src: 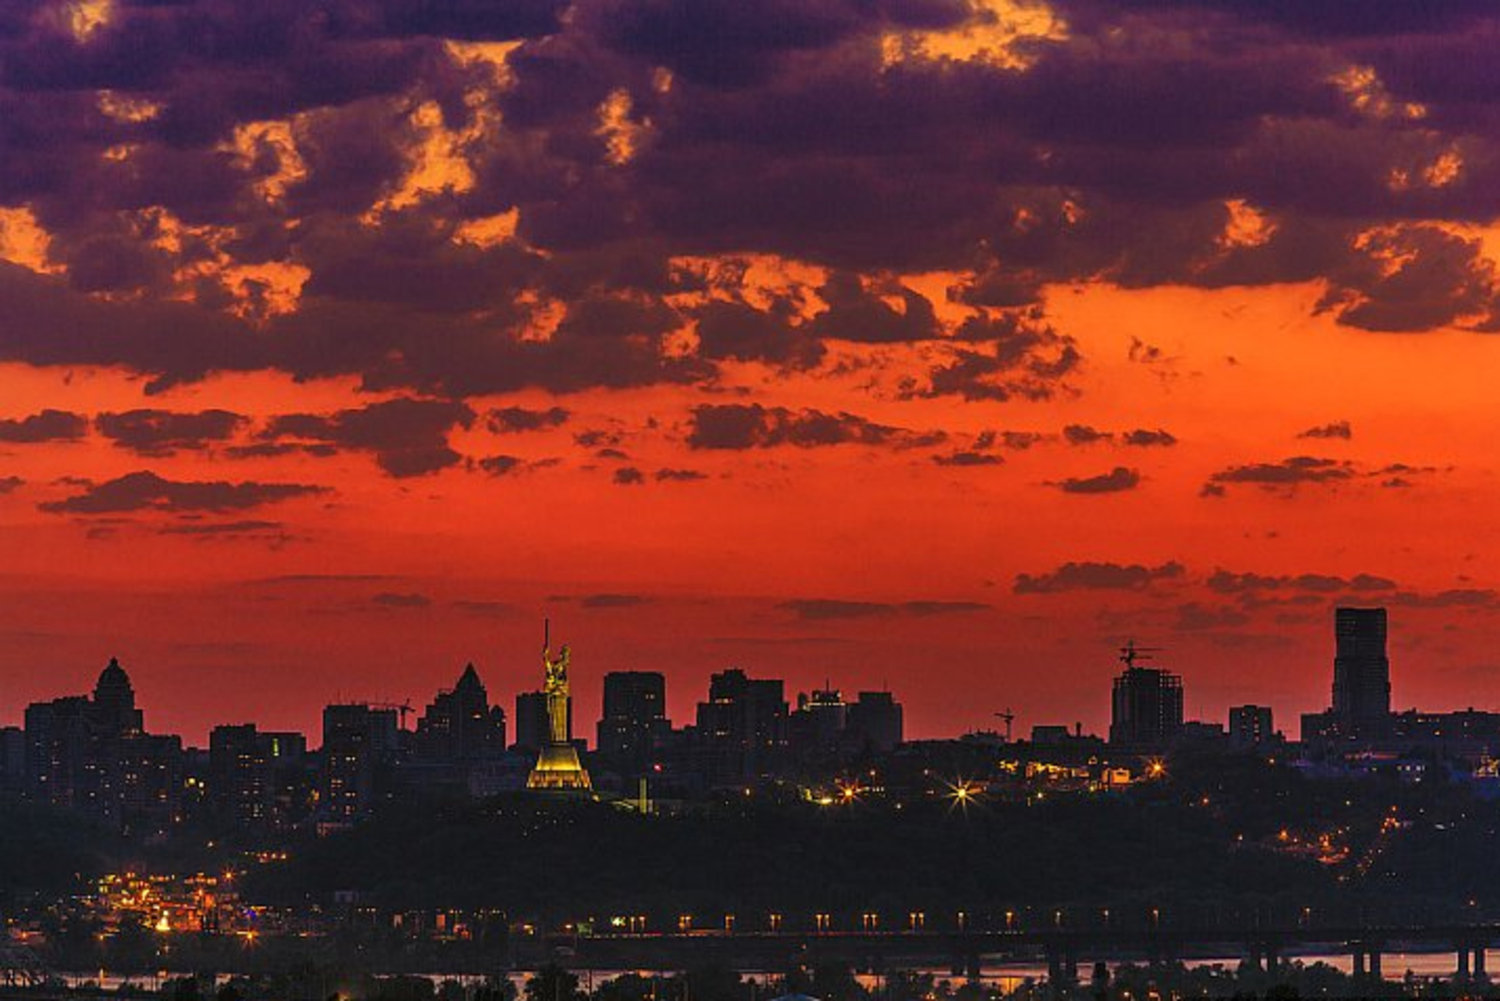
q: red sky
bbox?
[3,0,1500,745]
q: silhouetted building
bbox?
[514,690,552,752]
[1229,705,1275,749]
[790,687,847,758]
[845,691,904,753]
[92,658,143,735]
[321,704,399,824]
[597,671,667,774]
[0,726,23,797]
[1109,666,1184,748]
[210,724,309,830]
[414,664,507,763]
[115,731,184,833]
[694,668,788,786]
[1332,607,1391,737]
[22,659,181,832]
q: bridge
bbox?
[541,924,1500,987]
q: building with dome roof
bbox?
[23,657,181,835]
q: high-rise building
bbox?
[0,726,24,797]
[1332,607,1391,736]
[1228,705,1275,749]
[92,658,144,735]
[415,664,507,762]
[514,690,552,752]
[694,668,788,785]
[210,724,309,830]
[1109,656,1184,748]
[845,691,904,753]
[320,704,399,823]
[22,659,180,832]
[790,688,847,757]
[597,671,667,773]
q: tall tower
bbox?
[1331,607,1391,737]
[1108,642,1183,748]
[527,621,592,792]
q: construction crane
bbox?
[368,700,415,729]
[1118,639,1163,669]
[994,708,1015,742]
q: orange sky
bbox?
[4,0,1500,744]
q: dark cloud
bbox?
[1,0,1500,416]
[96,409,246,455]
[654,467,707,481]
[0,475,23,493]
[1390,588,1500,609]
[1055,466,1141,494]
[261,398,475,477]
[1298,420,1353,440]
[158,519,284,536]
[1063,424,1110,445]
[39,470,324,515]
[612,466,645,485]
[694,299,824,368]
[1205,455,1355,489]
[1207,570,1397,595]
[686,403,937,450]
[0,409,88,443]
[1122,428,1178,447]
[487,406,570,433]
[579,593,650,608]
[1014,560,1185,594]
[1316,226,1500,333]
[1060,425,1176,447]
[933,450,1003,467]
[477,454,523,476]
[372,591,431,609]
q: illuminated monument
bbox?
[526,621,593,792]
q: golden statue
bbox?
[527,620,592,792]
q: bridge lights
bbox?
[769,913,782,932]
[815,913,831,933]
[908,911,925,931]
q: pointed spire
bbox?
[456,662,482,690]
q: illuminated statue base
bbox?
[527,742,593,791]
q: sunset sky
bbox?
[5,0,1500,744]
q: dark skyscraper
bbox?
[1332,607,1391,736]
[1229,704,1275,749]
[415,664,507,762]
[597,671,667,772]
[513,690,553,752]
[320,704,399,824]
[694,668,788,785]
[23,659,180,834]
[1108,650,1184,748]
[845,691,904,753]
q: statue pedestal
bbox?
[527,742,592,791]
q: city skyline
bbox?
[7,3,1500,746]
[0,604,1436,750]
